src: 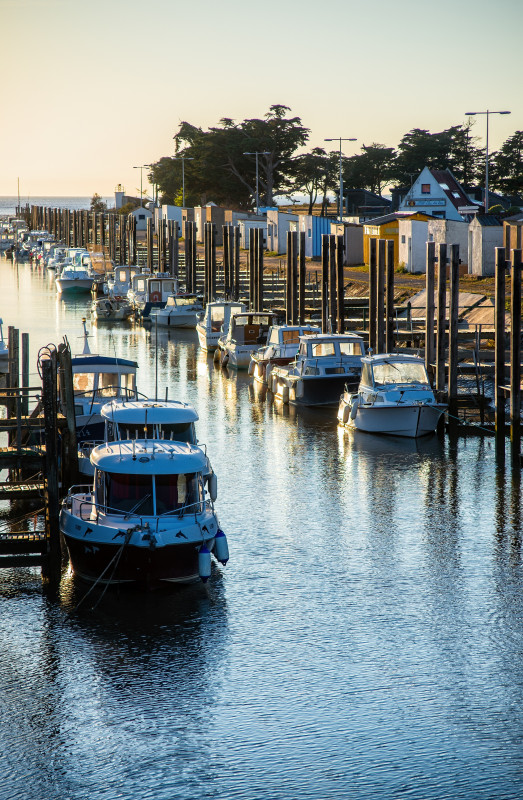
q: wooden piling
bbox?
[58,342,78,481]
[335,235,345,333]
[233,227,240,301]
[168,221,178,277]
[448,244,460,423]
[495,247,507,461]
[328,234,337,333]
[128,214,136,266]
[298,232,306,325]
[286,231,298,325]
[425,241,436,378]
[146,217,154,272]
[21,333,29,417]
[369,238,377,352]
[321,235,330,333]
[510,248,522,467]
[41,355,61,585]
[376,239,386,354]
[223,226,231,299]
[109,214,117,263]
[385,239,395,352]
[436,243,447,395]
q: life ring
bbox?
[150,291,161,302]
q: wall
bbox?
[428,219,469,270]
[469,220,503,276]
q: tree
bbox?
[343,143,396,196]
[489,131,523,196]
[391,126,483,187]
[149,105,310,210]
[291,148,336,214]
[90,193,107,213]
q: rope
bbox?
[70,528,134,614]
[445,411,496,435]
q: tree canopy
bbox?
[89,193,107,213]
[147,108,522,210]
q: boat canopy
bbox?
[101,399,198,425]
[91,441,207,475]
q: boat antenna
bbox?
[81,318,91,354]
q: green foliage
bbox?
[90,193,107,213]
[489,131,523,196]
[118,201,140,215]
[343,143,396,196]
[391,124,484,186]
[291,147,338,214]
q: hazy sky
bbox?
[1,0,521,199]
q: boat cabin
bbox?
[297,334,365,372]
[111,265,142,294]
[101,399,198,444]
[164,293,201,310]
[91,441,207,517]
[129,273,177,305]
[72,354,138,413]
[264,324,320,355]
[360,354,431,390]
[201,301,245,333]
[225,312,277,345]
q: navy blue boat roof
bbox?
[72,355,138,368]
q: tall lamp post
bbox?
[133,165,149,207]
[243,151,270,214]
[171,155,194,208]
[324,137,357,219]
[465,109,511,213]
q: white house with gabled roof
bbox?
[399,167,479,222]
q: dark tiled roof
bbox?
[474,214,502,226]
[429,169,472,212]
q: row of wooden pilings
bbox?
[0,328,78,583]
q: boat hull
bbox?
[57,279,93,294]
[153,311,200,328]
[275,374,360,407]
[60,507,218,587]
[345,402,446,437]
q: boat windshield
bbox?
[372,361,429,387]
[99,470,201,516]
[73,372,95,393]
[339,341,363,356]
[114,422,195,443]
[310,342,336,357]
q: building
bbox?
[129,206,153,232]
[342,189,391,219]
[503,214,523,253]
[428,219,469,272]
[363,212,431,267]
[468,215,503,276]
[298,215,332,258]
[399,168,478,221]
[266,209,299,254]
[330,222,364,266]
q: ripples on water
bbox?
[0,260,523,800]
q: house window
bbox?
[401,235,406,243]
[428,234,434,242]
[138,214,145,220]
[421,184,431,194]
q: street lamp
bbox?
[324,137,357,219]
[465,109,511,213]
[133,165,149,207]
[171,155,194,208]
[243,151,270,214]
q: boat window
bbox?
[268,329,280,345]
[233,315,249,326]
[120,373,136,391]
[73,372,95,394]
[311,342,335,357]
[150,281,161,293]
[176,296,198,307]
[156,473,201,514]
[160,422,196,443]
[136,279,146,291]
[95,469,105,507]
[281,330,301,344]
[166,296,176,307]
[98,373,121,397]
[372,361,429,386]
[105,472,154,515]
[339,341,361,356]
[211,307,225,323]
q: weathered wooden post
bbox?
[58,342,78,481]
[248,229,255,310]
[369,238,377,352]
[376,239,386,354]
[146,217,154,272]
[41,354,61,585]
[108,214,117,263]
[321,235,330,333]
[447,243,460,424]
[128,214,136,265]
[258,228,265,312]
[99,212,106,252]
[336,235,345,334]
[168,221,178,277]
[298,231,306,325]
[286,231,298,324]
[210,223,217,303]
[425,241,436,378]
[510,248,522,468]
[495,246,507,461]
[21,332,29,417]
[233,226,240,301]
[119,215,127,266]
[436,243,447,395]
[223,226,231,299]
[328,234,337,333]
[385,239,395,352]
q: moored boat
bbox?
[270,332,365,406]
[215,311,277,369]
[149,293,203,328]
[60,439,227,587]
[337,353,447,437]
[249,323,320,386]
[196,300,245,351]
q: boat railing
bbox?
[65,491,206,524]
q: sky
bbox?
[1,0,521,200]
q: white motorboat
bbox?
[127,273,178,318]
[60,439,228,587]
[78,397,213,479]
[337,353,447,437]
[249,323,321,386]
[270,332,365,406]
[69,321,138,443]
[215,311,277,369]
[149,293,203,328]
[91,295,134,321]
[56,254,94,294]
[196,301,245,351]
[0,318,8,373]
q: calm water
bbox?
[1,259,523,800]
